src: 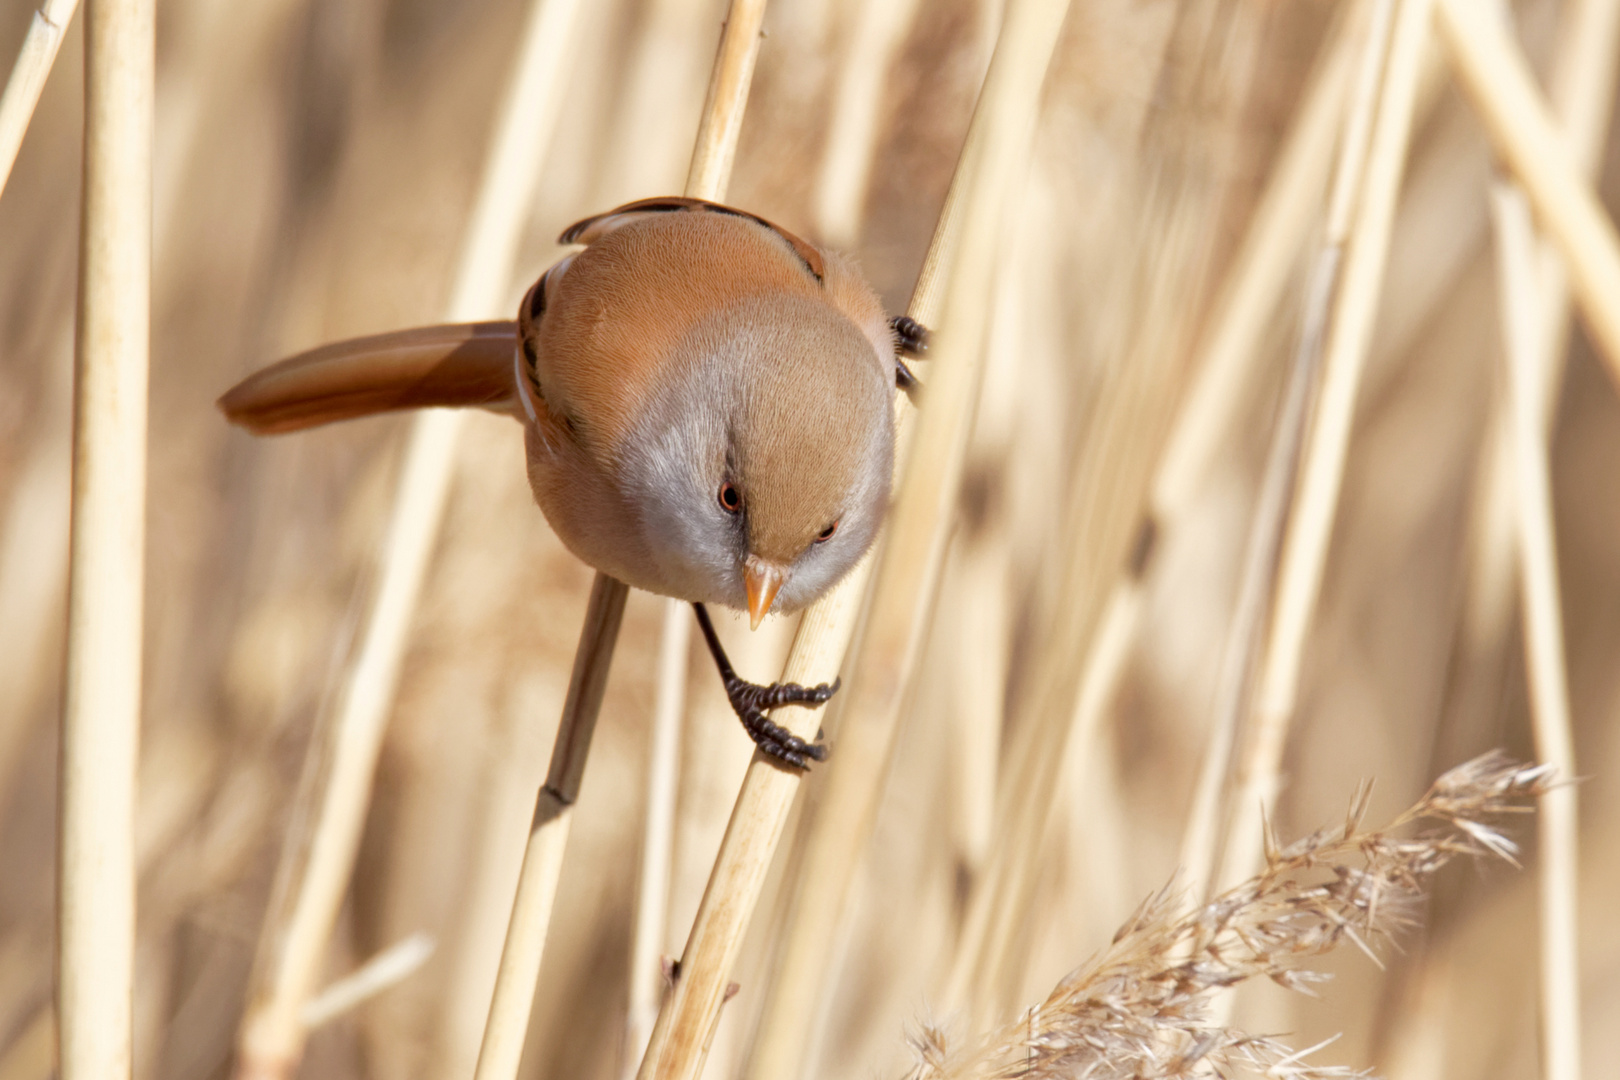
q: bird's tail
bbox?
[218,321,520,435]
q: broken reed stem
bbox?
[1215,0,1431,898]
[621,599,690,1078]
[813,0,924,247]
[0,0,78,201]
[1434,0,1620,392]
[1176,0,1396,906]
[743,1,1073,1075]
[480,3,770,1077]
[1490,185,1582,1080]
[58,1,152,1079]
[235,1,586,1076]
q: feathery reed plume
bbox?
[900,753,1552,1080]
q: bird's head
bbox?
[622,292,894,626]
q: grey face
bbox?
[618,293,894,613]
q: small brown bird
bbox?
[220,197,928,766]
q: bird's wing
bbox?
[558,197,826,282]
[218,321,519,435]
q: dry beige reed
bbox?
[4,4,1619,1080]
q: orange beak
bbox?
[744,557,786,630]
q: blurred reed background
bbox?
[1,0,1618,1078]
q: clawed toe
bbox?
[692,602,837,769]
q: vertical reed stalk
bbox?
[1398,3,1617,1069]
[813,0,923,246]
[235,2,585,1076]
[476,3,769,1076]
[621,599,690,1078]
[58,2,152,1080]
[1490,183,1581,1080]
[1173,0,1395,910]
[1434,0,1620,388]
[0,0,79,200]
[472,574,629,1080]
[743,3,1073,1074]
[1214,0,1431,897]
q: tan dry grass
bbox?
[1,2,1618,1080]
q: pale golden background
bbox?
[0,1,1617,1078]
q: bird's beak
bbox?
[744,557,786,630]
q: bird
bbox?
[220,197,929,767]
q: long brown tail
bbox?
[218,321,520,434]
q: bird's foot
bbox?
[890,316,930,402]
[890,315,931,356]
[722,672,837,769]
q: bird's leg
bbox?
[889,315,931,402]
[692,603,835,768]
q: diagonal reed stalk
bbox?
[742,0,1074,1073]
[0,0,79,202]
[472,3,771,1077]
[1434,0,1620,388]
[1490,182,1582,1080]
[58,1,152,1079]
[1386,3,1616,1073]
[637,2,1077,1075]
[233,1,586,1077]
[1174,0,1395,907]
[812,0,924,248]
[1212,0,1433,899]
[928,9,1369,1032]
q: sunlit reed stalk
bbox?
[927,11,1365,1028]
[1050,46,1353,974]
[621,599,690,1078]
[813,0,923,247]
[743,0,1072,1072]
[1171,0,1395,916]
[234,1,586,1076]
[639,2,1079,1073]
[0,0,79,201]
[1434,0,1620,389]
[58,2,152,1080]
[1213,0,1432,900]
[1391,1,1617,1071]
[1490,184,1582,1080]
[475,4,770,1077]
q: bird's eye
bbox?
[815,520,839,543]
[718,482,743,514]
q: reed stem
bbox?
[478,2,770,1075]
[1491,180,1583,1080]
[1214,0,1432,897]
[235,1,585,1075]
[58,2,152,1080]
[1435,0,1620,390]
[0,0,79,201]
[744,2,1073,1073]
